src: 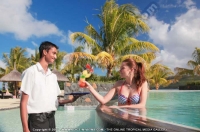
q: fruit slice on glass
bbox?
[78,75,87,88]
[82,70,91,78]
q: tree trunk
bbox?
[155,83,159,90]
[71,74,75,83]
[106,65,112,77]
[14,82,17,98]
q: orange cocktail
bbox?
[78,77,87,88]
[78,64,93,88]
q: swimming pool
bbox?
[0,106,106,132]
[146,90,200,129]
[0,90,199,132]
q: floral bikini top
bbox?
[118,81,140,105]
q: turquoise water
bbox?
[0,90,200,132]
[0,107,105,132]
[146,90,200,129]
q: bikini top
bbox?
[118,81,140,105]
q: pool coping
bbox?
[96,105,200,132]
[0,106,20,111]
[0,98,20,111]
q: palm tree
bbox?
[0,47,30,96]
[175,47,200,77]
[30,48,40,65]
[70,0,159,77]
[147,63,174,90]
[51,51,67,70]
[0,47,30,75]
[61,46,95,82]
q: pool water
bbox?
[56,106,105,132]
[0,90,199,132]
[146,90,200,129]
[0,107,105,132]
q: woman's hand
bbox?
[84,81,93,90]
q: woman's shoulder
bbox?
[140,81,148,90]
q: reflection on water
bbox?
[112,107,147,125]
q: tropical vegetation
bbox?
[146,63,174,90]
[0,47,30,77]
[175,47,200,77]
[70,0,159,77]
[0,0,183,91]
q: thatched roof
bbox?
[52,69,69,82]
[0,69,22,82]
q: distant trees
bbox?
[146,63,174,90]
[0,47,30,77]
[175,47,200,77]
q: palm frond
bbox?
[96,51,114,68]
[65,52,96,65]
[70,32,102,52]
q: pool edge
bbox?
[96,105,200,132]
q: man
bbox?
[20,41,79,132]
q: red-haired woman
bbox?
[84,58,148,108]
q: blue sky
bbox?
[0,0,200,77]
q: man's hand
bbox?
[72,95,84,102]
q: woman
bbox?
[84,58,148,108]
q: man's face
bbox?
[44,47,57,64]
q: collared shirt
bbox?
[21,63,61,114]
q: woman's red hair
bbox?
[123,58,146,89]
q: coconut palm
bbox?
[0,47,30,75]
[51,51,67,70]
[70,0,159,77]
[62,46,95,82]
[175,47,200,77]
[30,48,40,65]
[147,63,174,90]
[0,47,29,96]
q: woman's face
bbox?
[119,62,133,78]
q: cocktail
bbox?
[78,64,93,88]
[78,75,87,88]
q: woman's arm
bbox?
[85,81,119,105]
[110,81,148,109]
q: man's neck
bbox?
[39,59,49,73]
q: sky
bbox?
[0,0,200,77]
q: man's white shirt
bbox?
[21,63,61,113]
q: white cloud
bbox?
[26,48,35,57]
[152,50,189,70]
[159,0,196,9]
[31,41,38,47]
[67,30,76,47]
[184,0,196,9]
[147,2,200,71]
[0,0,66,42]
[0,60,6,69]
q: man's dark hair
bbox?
[39,41,59,58]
